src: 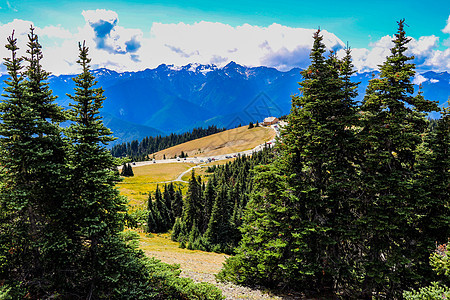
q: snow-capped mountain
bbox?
[0,62,448,145]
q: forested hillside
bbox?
[144,146,274,254]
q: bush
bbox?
[403,282,450,299]
[404,242,450,299]
[146,258,224,300]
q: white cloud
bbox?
[430,78,439,83]
[0,19,34,59]
[146,22,344,70]
[343,33,446,73]
[82,9,118,31]
[443,15,450,34]
[0,11,449,75]
[39,25,73,39]
[413,74,427,85]
[423,48,450,71]
[343,35,393,72]
[409,35,439,57]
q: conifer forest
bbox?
[0,20,449,299]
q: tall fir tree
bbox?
[65,41,140,298]
[220,29,360,294]
[357,19,439,297]
[0,28,68,297]
[0,35,223,300]
[203,182,234,252]
[179,170,203,239]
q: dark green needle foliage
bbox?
[170,147,274,254]
[0,35,223,299]
[219,29,359,295]
[120,162,134,176]
[220,20,447,298]
[357,19,440,297]
[0,28,69,298]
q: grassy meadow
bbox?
[150,125,275,159]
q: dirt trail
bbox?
[139,234,297,299]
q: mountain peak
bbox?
[182,63,217,74]
[222,61,247,76]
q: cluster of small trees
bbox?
[170,147,273,254]
[120,162,134,176]
[146,183,183,233]
[110,125,225,160]
[248,121,259,129]
[0,28,222,299]
[218,20,449,298]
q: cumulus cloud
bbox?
[148,22,344,70]
[0,19,34,59]
[0,10,449,75]
[81,9,142,55]
[413,74,427,85]
[443,15,450,34]
[40,25,73,39]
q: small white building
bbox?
[263,117,279,126]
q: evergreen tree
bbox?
[357,19,439,297]
[180,171,203,238]
[203,183,234,252]
[65,41,141,298]
[0,35,223,300]
[120,162,134,177]
[202,175,217,233]
[219,29,360,293]
[146,194,158,233]
[154,185,171,232]
[0,28,68,297]
[172,188,184,219]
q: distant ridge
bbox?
[0,63,448,144]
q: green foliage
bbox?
[220,29,361,294]
[0,27,70,297]
[430,243,450,280]
[145,257,224,300]
[0,34,223,299]
[220,20,446,298]
[404,243,450,299]
[125,208,149,229]
[356,19,441,296]
[121,162,134,176]
[147,183,182,233]
[404,282,450,300]
[173,147,274,254]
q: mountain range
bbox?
[0,62,448,145]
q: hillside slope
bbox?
[150,126,276,160]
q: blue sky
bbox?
[1,0,450,75]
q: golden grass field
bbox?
[150,125,275,160]
[138,232,228,274]
[180,158,235,181]
[118,163,194,207]
[119,126,275,207]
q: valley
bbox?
[118,124,285,299]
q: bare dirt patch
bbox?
[137,233,295,299]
